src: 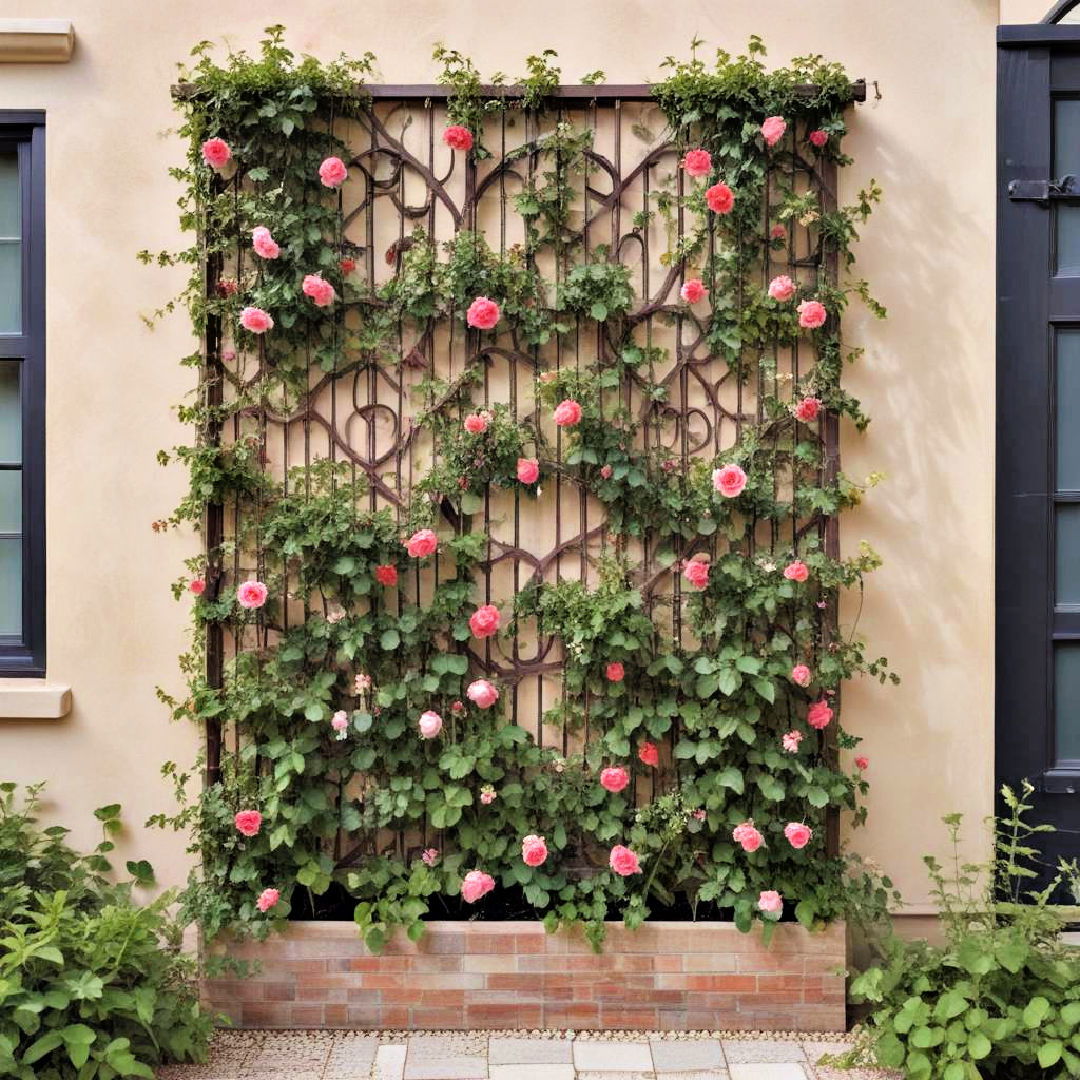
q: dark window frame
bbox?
[0,111,45,678]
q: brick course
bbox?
[203,920,846,1031]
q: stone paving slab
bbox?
[489,1037,575,1064]
[648,1038,725,1072]
[727,1067,808,1080]
[573,1040,654,1072]
[721,1041,807,1063]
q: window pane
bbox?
[0,362,18,462]
[1055,101,1080,275]
[0,152,18,238]
[0,537,19,636]
[0,470,19,533]
[1055,643,1080,761]
[0,241,20,334]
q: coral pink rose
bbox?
[797,299,827,329]
[418,710,443,738]
[517,458,540,484]
[234,810,262,837]
[331,710,349,733]
[251,226,280,259]
[809,129,829,149]
[466,678,500,709]
[758,889,783,914]
[681,148,713,177]
[236,580,269,609]
[768,275,796,302]
[340,257,357,275]
[319,156,348,188]
[793,397,822,423]
[240,307,273,334]
[469,604,501,639]
[405,528,438,558]
[784,822,813,849]
[605,661,625,683]
[680,278,708,304]
[463,413,489,434]
[521,834,548,867]
[732,821,764,853]
[761,116,787,148]
[770,224,787,242]
[256,887,280,912]
[706,182,735,214]
[466,296,501,330]
[782,730,804,753]
[600,766,630,793]
[443,125,474,152]
[683,557,711,590]
[189,578,206,595]
[807,699,833,730]
[201,138,231,169]
[480,786,497,805]
[790,664,812,688]
[638,741,659,767]
[609,845,641,876]
[553,399,583,427]
[855,755,869,770]
[421,847,440,866]
[600,464,613,480]
[375,564,398,587]
[302,273,336,308]
[461,869,496,903]
[713,464,748,498]
[784,560,809,583]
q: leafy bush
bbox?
[847,783,1080,1079]
[0,783,213,1079]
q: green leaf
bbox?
[1023,996,1050,1028]
[22,1032,64,1064]
[967,1032,991,1060]
[751,677,775,703]
[590,301,608,322]
[380,629,401,651]
[1039,1041,1063,1068]
[460,492,484,516]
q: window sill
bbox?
[0,679,71,719]
[0,19,74,63]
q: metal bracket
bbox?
[1008,174,1080,205]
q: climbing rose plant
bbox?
[146,28,897,951]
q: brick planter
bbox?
[203,920,847,1031]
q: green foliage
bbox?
[0,783,212,1079]
[847,783,1080,1079]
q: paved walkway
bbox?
[157,1030,894,1080]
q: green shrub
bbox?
[0,782,213,1079]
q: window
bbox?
[0,112,44,677]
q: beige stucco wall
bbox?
[0,0,1015,911]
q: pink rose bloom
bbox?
[809,129,829,149]
[201,138,231,169]
[354,673,372,692]
[469,604,501,639]
[605,661,625,683]
[807,699,833,730]
[463,413,489,434]
[693,808,707,821]
[761,116,787,148]
[793,397,822,423]
[461,869,495,903]
[797,299,827,329]
[421,847,440,866]
[319,156,348,188]
[683,557,711,590]
[418,710,443,739]
[451,699,465,714]
[553,399,582,427]
[790,664,812,687]
[405,528,438,558]
[732,821,764,853]
[758,889,783,914]
[600,766,630,793]
[375,564,398,587]
[217,279,239,298]
[302,274,336,308]
[443,125,474,152]
[466,678,500,709]
[340,257,357,275]
[236,580,269,609]
[784,822,813,849]
[782,730,804,753]
[768,275,796,302]
[517,458,540,484]
[221,347,237,362]
[855,755,869,771]
[609,845,641,876]
[240,307,274,334]
[784,560,809,583]
[706,182,735,214]
[480,787,497,805]
[712,464,748,498]
[521,834,548,867]
[600,464,613,480]
[331,710,349,733]
[638,741,659,767]
[189,578,206,595]
[770,224,788,242]
[251,226,280,259]
[466,296,501,330]
[234,810,262,837]
[680,278,708,304]
[681,148,713,177]
[256,887,280,913]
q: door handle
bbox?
[1008,174,1080,205]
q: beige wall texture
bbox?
[0,0,1019,911]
